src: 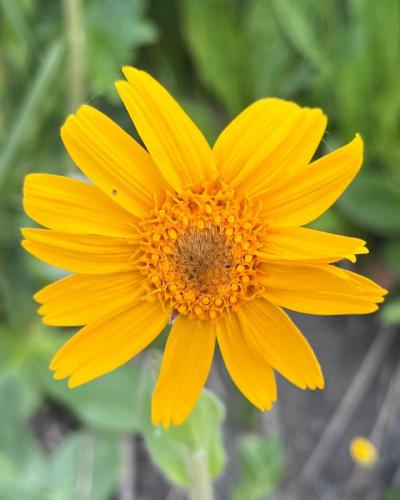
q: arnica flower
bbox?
[350,437,378,467]
[22,67,386,428]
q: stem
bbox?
[63,0,85,112]
[186,451,214,500]
[119,437,136,500]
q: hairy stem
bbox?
[186,451,214,500]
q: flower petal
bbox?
[237,299,324,390]
[259,263,387,315]
[216,311,277,410]
[51,300,169,388]
[257,134,363,226]
[258,227,368,264]
[213,98,326,190]
[116,67,215,191]
[24,174,135,238]
[35,272,144,326]
[61,105,168,217]
[152,316,216,427]
[21,228,135,274]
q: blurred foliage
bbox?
[1,0,400,498]
[233,432,284,500]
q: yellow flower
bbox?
[22,67,386,428]
[350,437,378,466]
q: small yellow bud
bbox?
[350,437,378,467]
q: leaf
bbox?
[47,432,121,500]
[182,0,245,115]
[0,41,64,186]
[383,240,400,277]
[382,299,400,325]
[143,383,226,487]
[270,0,328,72]
[32,348,143,434]
[233,432,284,500]
[85,0,158,101]
[339,173,400,236]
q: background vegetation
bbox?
[1,0,400,499]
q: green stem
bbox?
[186,451,214,500]
[63,0,85,113]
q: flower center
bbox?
[137,183,264,320]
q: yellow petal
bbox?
[237,299,324,390]
[259,263,387,315]
[152,316,216,427]
[116,67,215,191]
[51,300,168,387]
[213,98,326,190]
[257,134,363,226]
[61,105,168,217]
[21,228,134,274]
[216,311,277,410]
[35,272,144,326]
[258,227,368,264]
[24,174,135,238]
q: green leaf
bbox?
[143,388,226,487]
[85,0,157,101]
[339,173,400,235]
[270,0,328,72]
[182,0,245,115]
[383,240,400,277]
[47,432,121,500]
[0,41,64,186]
[233,432,285,500]
[382,298,400,325]
[33,351,143,434]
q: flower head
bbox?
[350,437,378,467]
[22,67,386,427]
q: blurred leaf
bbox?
[339,173,400,236]
[47,432,121,500]
[182,0,245,115]
[385,489,400,500]
[0,373,48,498]
[382,299,400,325]
[383,240,400,277]
[34,356,143,434]
[143,388,226,487]
[307,208,351,234]
[0,41,64,186]
[243,0,306,99]
[233,432,284,500]
[270,0,328,72]
[86,0,157,101]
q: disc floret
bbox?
[138,183,264,320]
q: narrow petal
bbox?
[152,316,216,427]
[35,272,144,326]
[258,227,368,264]
[213,98,326,190]
[116,67,216,191]
[237,299,324,390]
[61,105,168,217]
[216,311,277,410]
[21,228,135,274]
[51,300,169,387]
[24,174,135,238]
[259,263,387,315]
[257,134,363,226]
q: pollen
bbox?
[137,182,264,320]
